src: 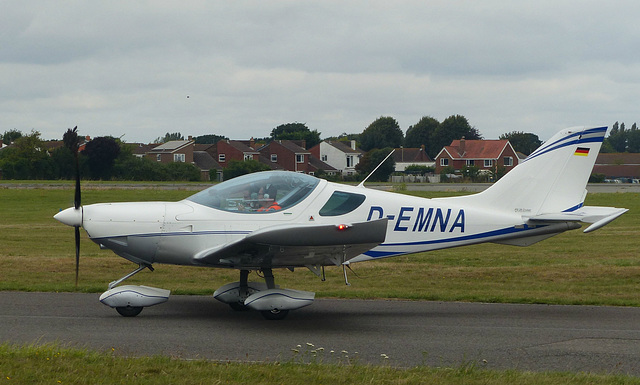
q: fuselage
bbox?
[55,171,577,269]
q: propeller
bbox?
[63,126,81,288]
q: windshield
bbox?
[186,171,320,213]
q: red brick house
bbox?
[593,153,640,180]
[259,140,335,175]
[434,138,519,175]
[213,140,260,168]
[259,140,312,173]
[146,139,194,164]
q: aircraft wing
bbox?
[193,218,388,268]
[527,206,628,233]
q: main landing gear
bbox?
[213,269,315,320]
[99,265,314,320]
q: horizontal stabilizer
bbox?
[527,206,628,233]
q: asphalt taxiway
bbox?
[1,292,640,375]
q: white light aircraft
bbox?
[55,126,627,319]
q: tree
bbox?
[499,131,542,156]
[2,129,23,144]
[195,134,228,144]
[404,116,439,152]
[606,121,627,152]
[223,159,270,180]
[270,123,320,149]
[627,123,640,153]
[359,116,403,151]
[82,136,120,180]
[355,147,395,182]
[0,130,54,179]
[155,132,184,143]
[430,115,481,158]
[50,146,76,179]
[166,162,201,181]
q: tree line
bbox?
[1,117,634,181]
[0,131,200,181]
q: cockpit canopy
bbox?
[186,171,320,213]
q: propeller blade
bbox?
[64,126,82,288]
[75,225,80,288]
[74,156,81,209]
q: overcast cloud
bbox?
[2,1,640,143]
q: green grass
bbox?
[1,186,639,382]
[0,187,638,306]
[2,343,639,385]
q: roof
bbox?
[193,151,222,171]
[149,140,193,153]
[223,140,259,154]
[595,153,640,165]
[129,143,157,156]
[257,155,284,170]
[393,147,432,163]
[324,140,364,154]
[308,156,337,171]
[440,139,511,159]
[194,143,216,152]
[272,140,310,154]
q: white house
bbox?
[310,140,364,176]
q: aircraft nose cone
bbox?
[54,207,83,227]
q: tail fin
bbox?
[464,126,607,216]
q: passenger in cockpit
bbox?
[257,193,281,212]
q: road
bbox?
[2,292,640,375]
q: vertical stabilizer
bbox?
[460,126,607,216]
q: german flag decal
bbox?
[574,147,590,156]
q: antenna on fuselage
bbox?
[357,149,395,188]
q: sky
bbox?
[2,1,640,144]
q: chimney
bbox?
[250,137,255,149]
[351,140,356,150]
[188,135,193,141]
[459,137,466,155]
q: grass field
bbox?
[1,185,639,383]
[2,343,640,385]
[0,186,638,305]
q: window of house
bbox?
[219,154,226,162]
[484,159,493,167]
[296,154,304,163]
[321,155,327,162]
[271,154,277,162]
[440,158,449,166]
[244,154,252,161]
[346,155,353,168]
[156,154,162,162]
[174,153,185,162]
[465,159,474,166]
[504,156,513,166]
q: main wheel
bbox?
[115,306,143,317]
[260,309,289,320]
